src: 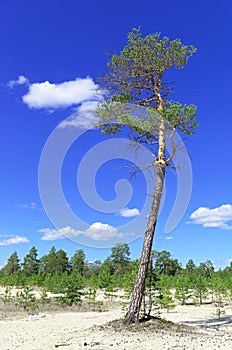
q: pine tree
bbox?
[97,28,197,323]
[22,246,39,276]
[3,251,21,276]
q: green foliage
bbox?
[123,259,139,292]
[2,251,21,276]
[175,275,192,305]
[154,251,182,276]
[211,276,228,302]
[97,28,198,325]
[97,258,114,289]
[213,277,227,320]
[84,288,103,311]
[2,271,26,287]
[70,249,86,276]
[39,246,68,276]
[192,276,208,305]
[2,287,13,304]
[104,286,119,301]
[43,274,62,292]
[111,243,130,261]
[83,260,102,286]
[110,243,131,275]
[107,27,196,92]
[2,244,232,320]
[161,102,198,135]
[55,273,83,306]
[185,259,197,276]
[15,286,37,312]
[214,294,225,319]
[198,260,214,278]
[39,288,51,306]
[39,246,57,275]
[22,246,39,276]
[97,27,198,139]
[56,249,69,274]
[157,288,175,312]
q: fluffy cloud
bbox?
[7,75,29,88]
[85,222,122,240]
[118,207,140,218]
[22,77,101,109]
[38,222,126,241]
[8,75,104,128]
[0,235,29,246]
[58,100,99,129]
[188,204,232,229]
[38,226,79,241]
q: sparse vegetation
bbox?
[15,286,38,312]
[1,245,232,320]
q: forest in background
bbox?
[1,243,232,317]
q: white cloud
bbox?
[85,222,122,240]
[38,222,132,241]
[38,226,79,241]
[58,100,99,129]
[22,77,101,109]
[20,201,37,209]
[8,75,105,128]
[119,207,140,218]
[0,235,29,246]
[165,236,174,240]
[7,75,29,88]
[188,204,232,230]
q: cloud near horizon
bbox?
[0,235,29,246]
[38,222,134,241]
[188,204,232,230]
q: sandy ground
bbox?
[1,302,232,350]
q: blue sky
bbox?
[0,0,231,269]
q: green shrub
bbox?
[2,287,13,304]
[55,273,83,306]
[39,288,51,306]
[15,286,38,312]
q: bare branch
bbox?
[165,128,176,164]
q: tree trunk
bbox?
[124,78,166,324]
[124,158,165,324]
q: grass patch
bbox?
[104,316,197,335]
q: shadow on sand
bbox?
[181,315,232,327]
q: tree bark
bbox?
[124,161,165,324]
[124,120,166,324]
[124,73,167,324]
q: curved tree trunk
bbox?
[124,115,166,324]
[124,160,165,324]
[123,70,168,325]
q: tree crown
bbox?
[97,28,198,142]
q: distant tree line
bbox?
[1,244,232,294]
[2,243,232,319]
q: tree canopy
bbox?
[97,28,198,146]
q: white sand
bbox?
[0,302,232,350]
